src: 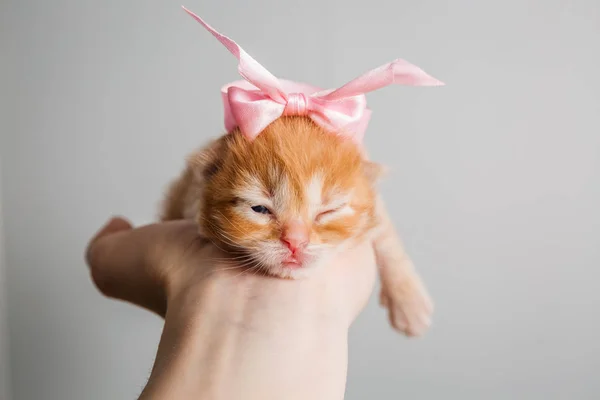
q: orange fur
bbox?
[202,118,377,244]
[161,117,378,277]
[161,116,434,336]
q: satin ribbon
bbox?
[182,6,444,143]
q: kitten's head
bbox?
[193,117,382,279]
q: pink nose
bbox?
[282,237,308,253]
[281,220,309,254]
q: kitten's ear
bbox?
[362,160,387,183]
[187,136,227,182]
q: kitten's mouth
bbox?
[282,255,303,268]
[282,260,303,269]
[280,248,324,270]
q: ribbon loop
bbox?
[183,6,444,143]
[284,93,308,116]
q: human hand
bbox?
[85,216,378,400]
[85,216,377,322]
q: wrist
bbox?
[142,274,350,400]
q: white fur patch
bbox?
[234,176,269,204]
[234,176,272,224]
[306,174,323,218]
[272,175,291,214]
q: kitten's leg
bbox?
[372,197,434,337]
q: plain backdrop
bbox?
[1,0,600,399]
[0,159,10,400]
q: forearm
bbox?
[139,275,350,400]
[86,219,377,400]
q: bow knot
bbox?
[183,6,445,143]
[284,93,308,116]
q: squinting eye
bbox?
[316,203,348,221]
[316,208,339,221]
[251,205,271,214]
[318,209,337,218]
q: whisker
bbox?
[198,215,261,252]
[230,264,257,279]
[213,264,249,272]
[207,254,255,262]
[215,211,249,237]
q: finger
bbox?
[85,218,207,317]
[85,217,133,265]
[85,219,170,316]
[96,216,133,236]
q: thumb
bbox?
[85,216,133,266]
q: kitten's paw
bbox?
[380,272,433,337]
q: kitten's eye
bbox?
[317,209,337,218]
[316,207,341,221]
[316,203,349,222]
[251,205,271,215]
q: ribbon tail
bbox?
[321,59,444,101]
[182,6,287,103]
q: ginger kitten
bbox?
[161,116,433,336]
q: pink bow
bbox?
[183,6,444,143]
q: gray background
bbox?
[1,0,599,399]
[1,159,10,400]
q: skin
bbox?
[86,216,378,400]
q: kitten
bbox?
[161,116,433,336]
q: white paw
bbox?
[380,272,434,337]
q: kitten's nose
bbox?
[281,220,309,254]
